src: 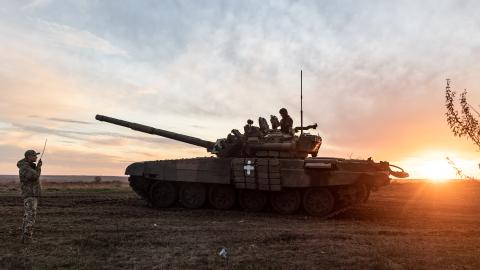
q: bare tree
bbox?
[446,157,474,180]
[445,79,480,149]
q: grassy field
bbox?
[1,181,480,269]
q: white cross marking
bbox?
[243,160,255,176]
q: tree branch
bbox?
[445,79,480,149]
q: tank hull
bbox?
[127,157,391,217]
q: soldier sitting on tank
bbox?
[279,108,293,135]
[258,117,270,134]
[225,129,243,146]
[270,115,280,130]
[230,129,243,140]
[243,119,253,134]
[243,119,263,137]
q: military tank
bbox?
[95,113,408,217]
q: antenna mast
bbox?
[300,70,303,134]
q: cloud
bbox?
[1,1,480,177]
[10,123,172,145]
[21,0,53,10]
[0,144,25,164]
[39,19,128,56]
[0,50,85,122]
[47,117,91,125]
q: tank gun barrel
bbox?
[95,115,215,150]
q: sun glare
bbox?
[417,159,454,182]
[395,150,480,182]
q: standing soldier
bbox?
[17,150,43,243]
[279,108,293,135]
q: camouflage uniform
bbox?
[17,156,41,242]
[279,108,293,135]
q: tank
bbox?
[95,114,408,217]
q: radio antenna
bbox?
[300,70,303,135]
[39,138,48,160]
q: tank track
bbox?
[129,176,370,218]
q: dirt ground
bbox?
[1,181,480,270]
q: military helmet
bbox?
[24,150,40,157]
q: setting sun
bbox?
[414,159,455,182]
[395,152,476,182]
[396,151,479,182]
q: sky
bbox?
[1,0,479,179]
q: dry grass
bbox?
[1,181,480,269]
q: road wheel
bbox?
[129,176,150,200]
[302,187,335,217]
[270,189,301,214]
[179,183,207,209]
[208,184,236,210]
[239,190,267,212]
[363,186,371,203]
[150,181,177,208]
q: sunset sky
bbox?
[1,0,480,179]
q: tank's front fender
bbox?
[125,162,145,176]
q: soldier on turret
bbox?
[279,108,293,135]
[270,115,280,130]
[243,119,262,137]
[243,119,254,135]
